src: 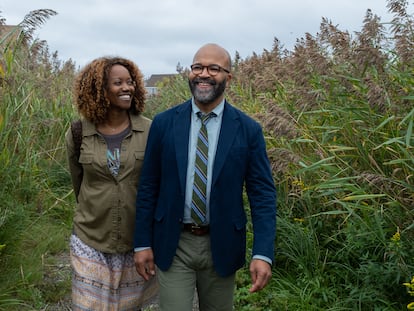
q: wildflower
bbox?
[403,276,414,295]
[292,179,305,188]
[403,276,414,310]
[391,231,400,243]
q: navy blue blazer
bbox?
[134,99,277,277]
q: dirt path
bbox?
[41,252,72,310]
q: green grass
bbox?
[1,2,414,310]
[0,12,76,309]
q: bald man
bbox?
[133,43,277,311]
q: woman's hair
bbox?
[74,56,146,124]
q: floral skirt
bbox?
[70,234,158,311]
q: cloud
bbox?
[0,0,398,77]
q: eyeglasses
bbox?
[190,64,230,76]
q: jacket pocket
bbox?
[134,151,145,160]
[78,154,93,164]
[233,216,247,231]
[229,146,248,159]
[78,154,94,175]
[154,208,165,223]
[130,151,145,185]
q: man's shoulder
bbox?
[225,101,260,127]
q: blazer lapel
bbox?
[212,102,239,186]
[174,101,192,194]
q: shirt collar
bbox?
[191,98,225,118]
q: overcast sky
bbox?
[0,0,402,78]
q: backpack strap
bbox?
[70,120,82,161]
[70,120,83,202]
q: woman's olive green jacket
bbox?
[65,114,151,253]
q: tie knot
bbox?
[197,112,216,125]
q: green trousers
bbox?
[157,231,236,311]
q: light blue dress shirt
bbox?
[183,99,224,224]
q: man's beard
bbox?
[188,77,226,105]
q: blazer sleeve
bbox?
[245,121,277,262]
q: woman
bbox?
[65,56,158,310]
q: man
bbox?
[134,43,277,311]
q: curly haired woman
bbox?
[65,56,158,310]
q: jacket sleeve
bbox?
[245,121,277,262]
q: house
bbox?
[145,74,176,96]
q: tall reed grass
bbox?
[1,1,413,309]
[148,1,414,309]
[1,10,76,309]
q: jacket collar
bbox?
[81,113,146,136]
[130,114,149,132]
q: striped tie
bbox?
[191,112,216,225]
